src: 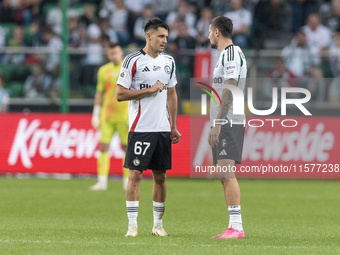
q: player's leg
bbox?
[116,122,129,190]
[218,159,240,206]
[149,132,171,236]
[90,120,114,190]
[219,159,244,234]
[125,169,142,237]
[151,170,168,236]
[122,145,129,189]
[124,132,157,237]
[212,125,245,239]
[212,159,245,239]
[126,169,143,201]
[90,143,110,190]
[152,170,166,202]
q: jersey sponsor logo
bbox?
[226,66,235,70]
[140,83,152,89]
[142,66,150,72]
[153,66,161,71]
[140,83,168,90]
[164,65,171,74]
[133,158,140,166]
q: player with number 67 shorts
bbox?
[116,18,181,237]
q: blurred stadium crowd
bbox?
[1,0,340,112]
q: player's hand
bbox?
[91,115,100,130]
[208,125,221,147]
[150,81,165,93]
[171,128,182,144]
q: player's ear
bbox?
[145,32,152,41]
[215,28,220,37]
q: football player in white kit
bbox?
[116,19,181,237]
[208,16,247,239]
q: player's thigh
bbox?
[124,132,158,171]
[100,120,115,144]
[217,158,236,178]
[212,125,245,167]
[115,122,129,147]
[149,132,171,171]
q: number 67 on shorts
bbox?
[124,132,172,171]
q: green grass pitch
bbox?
[1,177,340,255]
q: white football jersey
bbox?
[117,49,177,132]
[210,44,247,126]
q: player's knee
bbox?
[153,172,166,185]
[122,145,127,152]
[99,143,110,153]
[220,176,236,185]
[128,170,142,183]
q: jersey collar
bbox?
[225,44,234,51]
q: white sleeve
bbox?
[117,65,132,89]
[223,55,240,81]
[168,58,177,88]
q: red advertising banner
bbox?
[194,50,212,78]
[191,116,340,178]
[0,114,190,177]
[1,114,339,178]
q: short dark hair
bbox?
[210,16,233,39]
[144,18,170,33]
[108,42,121,49]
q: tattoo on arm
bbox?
[217,88,233,119]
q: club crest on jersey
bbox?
[153,66,161,71]
[133,158,140,166]
[164,65,171,74]
[120,71,126,81]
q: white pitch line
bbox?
[0,239,338,250]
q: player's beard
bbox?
[210,38,217,49]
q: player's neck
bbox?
[218,39,233,52]
[143,46,160,59]
[111,60,121,66]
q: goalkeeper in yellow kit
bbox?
[90,43,129,190]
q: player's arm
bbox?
[91,90,103,129]
[91,68,104,130]
[209,79,237,147]
[209,53,240,147]
[216,79,237,120]
[167,86,181,144]
[116,81,165,101]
